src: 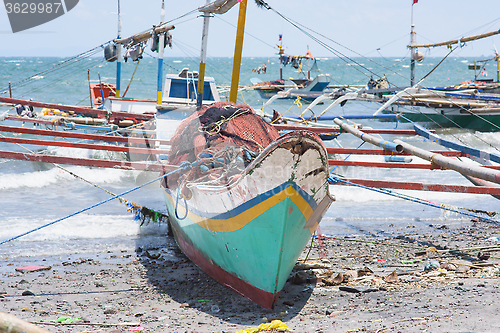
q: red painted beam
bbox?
[328,159,500,171]
[0,137,169,155]
[330,177,500,195]
[0,125,169,145]
[328,160,440,169]
[5,116,59,125]
[0,96,154,121]
[0,150,173,172]
[326,148,466,157]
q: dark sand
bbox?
[2,219,500,333]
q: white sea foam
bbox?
[0,166,137,190]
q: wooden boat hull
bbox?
[161,131,333,308]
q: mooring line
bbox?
[328,175,500,225]
[0,165,188,245]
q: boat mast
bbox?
[197,0,211,109]
[409,0,416,86]
[157,0,166,105]
[229,0,248,103]
[116,0,122,97]
[279,34,284,81]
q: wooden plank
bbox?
[0,150,173,172]
[0,96,154,121]
[330,177,500,196]
[0,136,169,155]
[0,125,169,145]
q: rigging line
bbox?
[266,6,412,84]
[327,176,500,225]
[23,59,107,102]
[0,166,185,246]
[8,48,104,92]
[0,132,142,214]
[1,45,109,91]
[214,15,277,51]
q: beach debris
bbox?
[145,250,161,260]
[40,316,82,324]
[0,311,51,333]
[290,271,311,285]
[235,320,292,333]
[357,266,373,277]
[343,270,358,282]
[104,309,119,315]
[478,251,491,260]
[180,303,190,308]
[424,260,440,271]
[440,263,457,271]
[15,265,51,273]
[384,271,399,283]
[283,300,295,306]
[22,290,35,296]
[339,286,379,293]
[294,261,330,270]
[322,272,344,286]
[131,326,145,332]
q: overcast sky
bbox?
[1,0,500,60]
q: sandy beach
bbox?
[2,218,500,333]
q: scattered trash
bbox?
[424,260,440,271]
[235,319,292,333]
[339,286,379,293]
[211,305,220,313]
[21,290,35,296]
[40,316,82,324]
[478,251,491,260]
[384,271,399,283]
[15,265,51,273]
[290,271,312,285]
[401,259,422,264]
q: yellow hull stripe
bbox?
[165,185,314,233]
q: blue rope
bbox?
[329,141,365,173]
[0,163,191,245]
[328,175,500,225]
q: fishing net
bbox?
[166,101,279,188]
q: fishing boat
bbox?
[157,101,333,308]
[250,37,331,100]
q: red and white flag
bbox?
[413,0,418,4]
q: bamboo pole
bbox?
[409,29,500,48]
[114,24,175,45]
[0,311,50,333]
[229,0,247,103]
[394,139,500,185]
[333,118,403,153]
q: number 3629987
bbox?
[5,2,62,14]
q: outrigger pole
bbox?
[116,0,122,97]
[229,0,248,103]
[157,0,166,105]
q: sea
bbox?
[1,54,500,263]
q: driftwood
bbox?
[0,311,50,333]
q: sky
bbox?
[1,0,500,60]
